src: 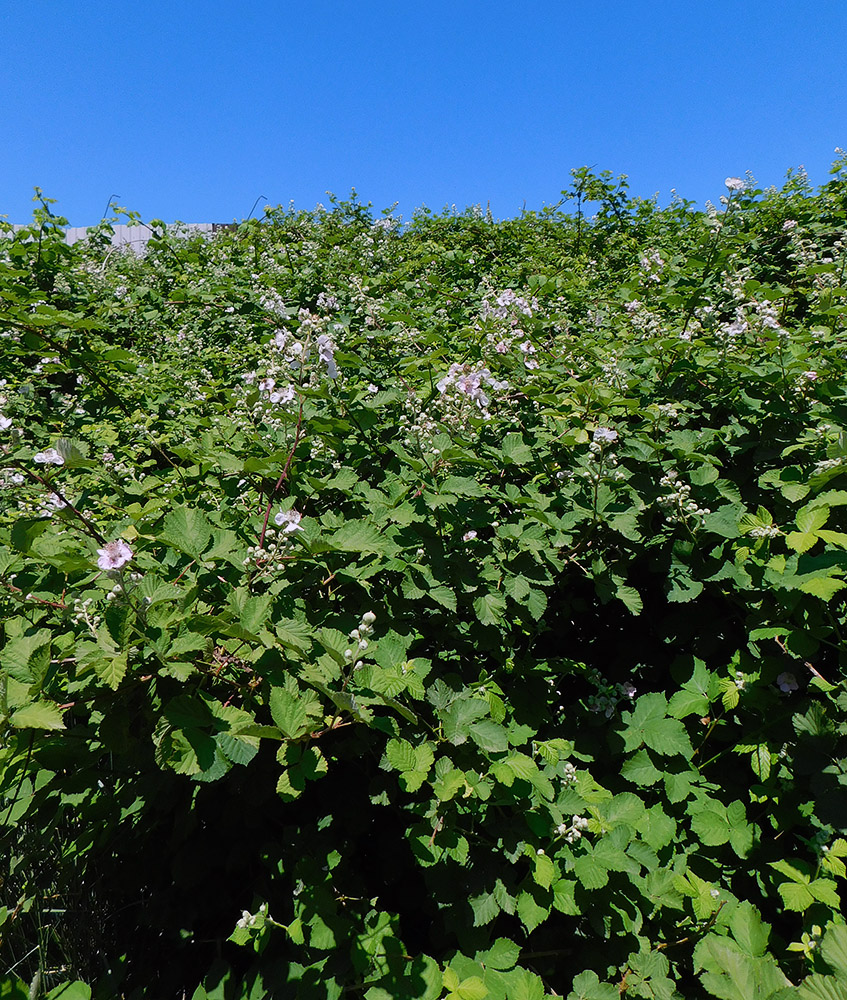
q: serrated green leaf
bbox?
[778,881,815,911]
[501,433,532,464]
[269,688,310,739]
[516,888,549,932]
[533,853,556,889]
[478,937,520,971]
[821,922,847,979]
[385,738,418,772]
[620,693,692,757]
[567,970,618,1000]
[10,700,66,730]
[573,854,609,890]
[160,506,213,558]
[473,591,507,625]
[508,970,544,1000]
[798,576,847,600]
[94,651,128,690]
[621,749,663,786]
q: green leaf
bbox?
[240,594,273,633]
[9,700,66,730]
[160,506,213,559]
[326,520,395,555]
[567,970,618,1000]
[385,738,418,772]
[45,983,92,1000]
[473,591,507,625]
[516,888,550,932]
[93,650,128,690]
[778,881,815,911]
[507,970,544,1000]
[468,720,509,753]
[269,688,310,739]
[729,901,770,957]
[573,854,609,890]
[620,693,692,757]
[621,749,663,786]
[797,974,847,1000]
[695,936,790,999]
[478,938,520,971]
[821,922,847,979]
[798,576,847,600]
[469,891,500,927]
[501,433,533,464]
[533,853,556,889]
[1,629,51,683]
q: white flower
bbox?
[367,383,379,393]
[777,671,799,693]
[0,414,12,431]
[316,333,338,379]
[316,292,339,312]
[258,377,275,393]
[34,448,64,465]
[725,177,745,191]
[269,386,296,405]
[96,539,133,571]
[274,509,303,533]
[592,427,618,444]
[463,530,478,542]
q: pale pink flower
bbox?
[34,448,64,465]
[463,530,478,542]
[0,415,12,431]
[777,671,798,693]
[593,427,618,444]
[274,509,303,533]
[97,539,133,571]
[725,177,745,191]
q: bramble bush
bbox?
[2,160,847,998]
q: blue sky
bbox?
[3,1,846,225]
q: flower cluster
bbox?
[639,249,665,283]
[436,363,508,417]
[658,471,711,526]
[243,516,302,572]
[236,902,268,930]
[71,596,103,637]
[748,523,781,539]
[480,288,535,324]
[344,610,376,667]
[557,816,590,844]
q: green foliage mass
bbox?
[2,161,847,998]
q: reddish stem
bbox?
[258,400,305,550]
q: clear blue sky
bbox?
[3,1,846,225]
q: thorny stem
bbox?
[14,464,107,545]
